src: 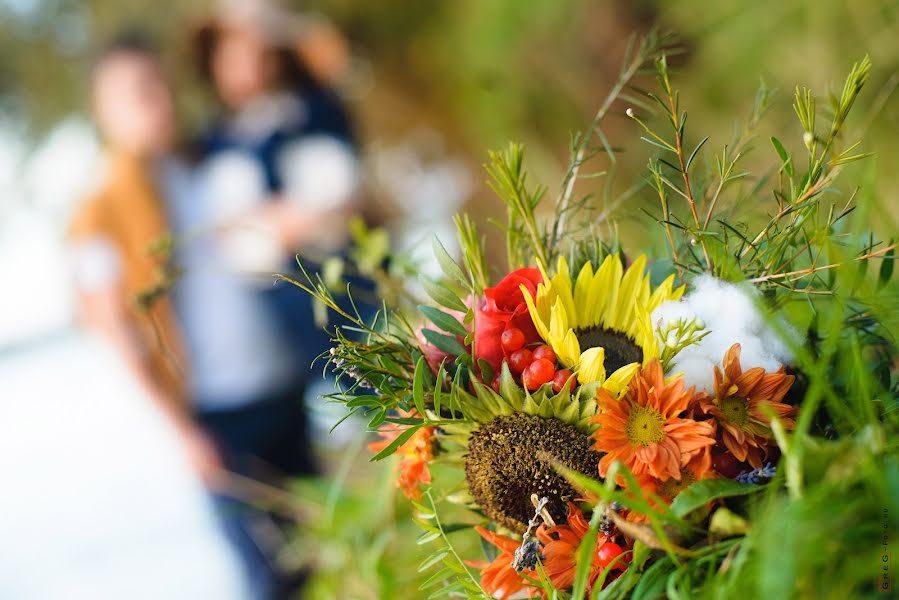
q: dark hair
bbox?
[191,24,321,97]
[93,30,160,70]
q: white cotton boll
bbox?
[652,300,696,329]
[652,275,802,391]
[670,354,717,393]
[686,275,762,334]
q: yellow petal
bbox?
[551,257,578,330]
[522,286,550,341]
[628,306,657,350]
[577,346,606,384]
[602,362,641,396]
[573,261,594,327]
[611,255,647,330]
[557,329,581,368]
[647,274,684,312]
[549,297,570,343]
[594,255,622,328]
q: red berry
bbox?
[523,358,555,390]
[597,542,625,570]
[551,369,575,394]
[532,345,556,364]
[508,348,534,374]
[491,372,502,393]
[500,328,526,352]
[712,451,741,479]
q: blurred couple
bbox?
[69,0,359,596]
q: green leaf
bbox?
[670,479,761,517]
[427,580,463,599]
[413,356,427,417]
[418,551,449,572]
[419,305,468,336]
[417,531,441,545]
[685,136,709,171]
[369,424,420,461]
[433,360,446,417]
[630,555,674,600]
[368,408,386,428]
[422,278,468,312]
[571,505,604,599]
[421,328,467,356]
[418,567,453,590]
[432,236,467,285]
[771,136,794,178]
[879,243,895,286]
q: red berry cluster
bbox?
[492,327,577,394]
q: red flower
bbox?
[474,268,543,374]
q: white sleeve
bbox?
[276,135,359,210]
[70,237,122,292]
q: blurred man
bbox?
[70,34,220,484]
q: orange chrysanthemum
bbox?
[699,343,796,468]
[368,409,435,500]
[468,527,539,600]
[536,503,625,591]
[627,446,716,522]
[593,360,716,483]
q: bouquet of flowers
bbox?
[290,32,897,599]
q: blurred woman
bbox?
[186,0,361,480]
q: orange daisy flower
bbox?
[536,503,624,591]
[627,446,716,522]
[699,343,796,468]
[468,527,539,600]
[368,409,436,500]
[593,359,716,483]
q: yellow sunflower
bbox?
[522,254,683,392]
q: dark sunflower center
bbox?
[465,414,600,533]
[574,326,643,373]
[721,396,750,428]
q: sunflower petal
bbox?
[612,255,647,330]
[597,255,623,328]
[522,287,550,341]
[577,346,606,384]
[573,261,594,326]
[602,362,641,396]
[557,329,581,368]
[551,257,578,329]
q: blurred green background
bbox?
[2,0,897,238]
[1,1,897,597]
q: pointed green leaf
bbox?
[432,236,467,284]
[418,551,449,572]
[422,278,468,312]
[670,479,761,517]
[878,243,895,286]
[370,424,420,461]
[771,136,794,178]
[420,305,468,336]
[421,328,467,356]
[413,356,427,417]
